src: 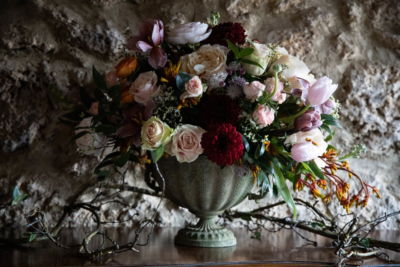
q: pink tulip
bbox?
[307,76,337,106]
[294,109,322,131]
[291,142,322,162]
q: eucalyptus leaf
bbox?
[12,186,28,206]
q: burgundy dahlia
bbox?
[205,22,246,46]
[198,94,241,129]
[201,123,244,166]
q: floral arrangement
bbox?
[67,13,379,214]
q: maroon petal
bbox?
[127,36,141,51]
[148,47,167,69]
[116,123,139,138]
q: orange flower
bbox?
[120,90,135,104]
[115,56,138,78]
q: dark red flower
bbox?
[205,22,246,46]
[198,94,241,129]
[201,123,244,166]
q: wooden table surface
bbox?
[0,227,399,266]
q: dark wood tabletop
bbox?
[0,227,399,266]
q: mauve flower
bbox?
[307,76,338,106]
[294,109,322,131]
[167,22,211,44]
[252,105,275,127]
[243,81,265,102]
[127,20,167,69]
[285,129,327,162]
[265,77,287,104]
[116,103,154,146]
[315,99,336,114]
[129,71,159,105]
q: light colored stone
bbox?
[0,0,399,231]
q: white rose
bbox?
[272,55,315,82]
[180,44,228,80]
[129,71,159,105]
[166,124,206,163]
[180,76,205,100]
[242,42,270,76]
[167,22,212,44]
[141,117,173,150]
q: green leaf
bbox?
[176,72,192,90]
[239,58,263,69]
[321,114,337,126]
[96,170,111,180]
[151,145,165,163]
[226,40,240,58]
[28,233,37,242]
[92,66,107,90]
[114,152,130,167]
[12,186,28,206]
[79,87,94,108]
[238,47,254,58]
[271,158,297,217]
[307,160,325,180]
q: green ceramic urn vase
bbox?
[155,156,254,247]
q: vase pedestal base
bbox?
[175,216,236,248]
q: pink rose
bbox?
[180,76,205,100]
[167,124,206,163]
[307,76,337,106]
[252,105,275,127]
[129,71,159,105]
[265,77,287,104]
[243,81,265,102]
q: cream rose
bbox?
[141,117,173,150]
[129,71,159,105]
[180,76,206,100]
[166,124,206,163]
[243,81,265,102]
[272,55,315,82]
[180,44,228,80]
[252,105,275,127]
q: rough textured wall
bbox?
[0,0,399,229]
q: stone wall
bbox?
[0,0,399,229]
